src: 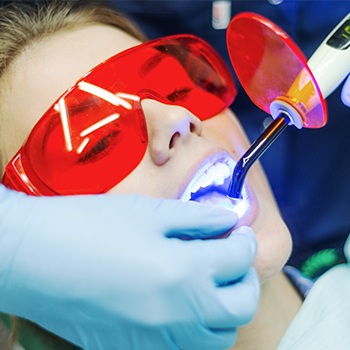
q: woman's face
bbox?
[0,24,291,282]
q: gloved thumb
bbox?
[152,198,238,239]
[341,73,350,107]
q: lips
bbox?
[180,155,251,219]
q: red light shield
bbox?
[227,12,327,128]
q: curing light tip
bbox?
[227,113,290,200]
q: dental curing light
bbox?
[226,12,350,199]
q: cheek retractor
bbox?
[226,12,350,200]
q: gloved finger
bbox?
[189,226,257,283]
[170,322,237,350]
[341,73,350,107]
[154,198,238,239]
[344,234,350,262]
[208,267,260,328]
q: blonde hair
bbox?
[0,0,146,78]
[0,1,146,348]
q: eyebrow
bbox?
[139,52,165,78]
[78,82,133,109]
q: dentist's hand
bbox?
[0,185,259,350]
[341,74,350,107]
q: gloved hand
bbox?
[344,233,350,263]
[0,185,259,350]
[341,74,350,107]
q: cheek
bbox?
[107,151,177,198]
[202,110,251,158]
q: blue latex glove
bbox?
[0,185,259,350]
[344,233,350,263]
[341,74,350,107]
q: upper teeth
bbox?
[180,159,234,202]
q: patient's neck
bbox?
[231,272,303,350]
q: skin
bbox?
[0,24,302,349]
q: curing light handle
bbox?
[308,12,350,99]
[227,113,290,199]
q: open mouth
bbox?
[180,156,250,219]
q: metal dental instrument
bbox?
[226,12,350,199]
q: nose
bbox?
[141,99,203,165]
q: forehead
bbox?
[0,24,141,167]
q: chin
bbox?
[253,216,292,283]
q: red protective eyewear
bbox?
[2,35,236,195]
